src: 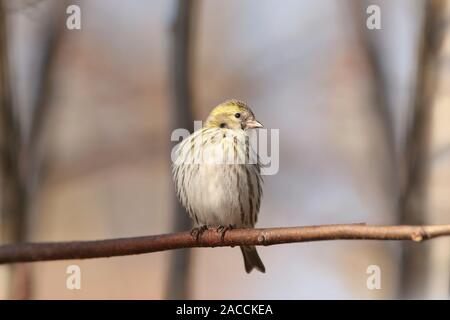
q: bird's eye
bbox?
[235,113,241,118]
[220,123,226,128]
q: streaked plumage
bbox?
[172,100,265,273]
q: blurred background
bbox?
[0,0,450,299]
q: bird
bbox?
[172,99,265,273]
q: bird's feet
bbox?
[216,224,234,241]
[190,225,208,241]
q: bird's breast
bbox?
[173,128,261,227]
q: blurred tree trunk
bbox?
[0,0,30,299]
[350,0,398,212]
[0,1,64,299]
[350,0,394,152]
[166,0,198,299]
[399,0,446,299]
[25,2,65,228]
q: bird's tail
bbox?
[240,245,265,273]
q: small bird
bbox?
[172,99,265,273]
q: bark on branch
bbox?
[1,224,450,264]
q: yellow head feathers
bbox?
[205,100,263,130]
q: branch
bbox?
[1,224,450,264]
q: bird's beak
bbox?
[245,119,263,129]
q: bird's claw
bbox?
[216,224,234,241]
[190,225,208,241]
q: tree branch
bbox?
[1,224,450,264]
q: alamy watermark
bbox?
[66,5,81,30]
[366,5,381,30]
[366,265,381,290]
[66,264,81,290]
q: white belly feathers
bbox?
[173,127,262,228]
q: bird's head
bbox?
[204,100,263,130]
